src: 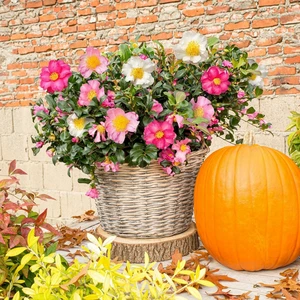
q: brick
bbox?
[225,21,250,31]
[34,45,52,53]
[18,47,35,54]
[256,36,282,47]
[16,93,34,100]
[12,70,27,77]
[118,11,126,18]
[7,63,22,70]
[0,35,10,42]
[285,56,300,64]
[18,162,43,190]
[96,4,115,13]
[89,40,107,47]
[39,14,56,22]
[26,0,43,8]
[137,35,151,42]
[268,46,282,54]
[115,2,135,9]
[275,87,300,95]
[62,26,77,33]
[78,23,96,32]
[281,14,300,24]
[248,48,267,57]
[182,8,205,17]
[137,15,158,23]
[252,18,278,28]
[22,17,39,24]
[2,134,29,161]
[259,0,284,6]
[273,76,300,86]
[43,28,60,37]
[43,0,57,5]
[78,8,92,15]
[284,46,300,54]
[232,40,251,48]
[136,0,158,7]
[0,109,13,134]
[269,66,296,76]
[70,40,87,49]
[43,163,72,191]
[57,11,75,18]
[26,32,42,38]
[4,79,19,84]
[151,32,173,40]
[20,78,35,84]
[11,33,27,40]
[200,26,222,35]
[90,0,99,6]
[160,0,180,3]
[115,18,136,26]
[9,19,22,26]
[207,5,230,15]
[13,107,36,135]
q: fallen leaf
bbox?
[72,210,98,222]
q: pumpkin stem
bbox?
[243,131,255,145]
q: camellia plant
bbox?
[287,111,300,167]
[32,31,271,195]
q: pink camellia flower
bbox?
[72,137,80,143]
[151,100,163,115]
[222,60,233,68]
[46,149,55,157]
[36,141,44,148]
[201,66,230,95]
[105,108,139,144]
[191,96,215,126]
[139,54,148,60]
[166,114,184,129]
[247,111,259,120]
[102,90,115,108]
[159,148,175,162]
[144,120,176,149]
[33,104,49,116]
[40,60,72,93]
[79,47,109,78]
[88,122,106,142]
[85,188,99,199]
[78,80,105,106]
[237,90,246,99]
[172,138,191,163]
[96,157,119,172]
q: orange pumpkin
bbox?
[194,144,300,271]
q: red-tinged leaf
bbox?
[0,191,6,206]
[36,194,56,201]
[0,178,18,189]
[0,213,11,228]
[41,223,61,236]
[172,249,182,264]
[9,235,26,248]
[3,201,22,212]
[8,160,16,175]
[20,226,30,240]
[35,226,44,243]
[1,227,18,235]
[21,217,36,225]
[35,209,47,226]
[11,168,27,175]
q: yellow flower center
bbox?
[132,43,138,48]
[250,74,257,80]
[73,118,86,130]
[113,115,130,132]
[50,72,59,81]
[194,107,204,118]
[180,144,187,152]
[104,156,111,164]
[97,124,105,134]
[186,41,200,56]
[131,68,144,80]
[213,78,221,85]
[155,130,164,139]
[49,134,56,141]
[86,55,101,70]
[88,90,97,101]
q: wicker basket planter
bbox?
[95,148,208,239]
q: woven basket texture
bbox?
[95,148,208,238]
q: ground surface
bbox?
[66,219,298,300]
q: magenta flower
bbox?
[33,105,49,116]
[85,188,99,199]
[222,60,233,68]
[88,122,106,142]
[96,157,119,172]
[105,108,139,144]
[40,60,72,93]
[159,148,175,162]
[79,47,109,78]
[151,100,163,115]
[46,149,55,157]
[139,54,148,60]
[172,138,191,163]
[201,66,230,95]
[144,120,176,149]
[36,141,44,148]
[72,137,80,143]
[102,90,115,108]
[191,96,215,126]
[237,90,246,99]
[166,114,184,129]
[78,80,105,107]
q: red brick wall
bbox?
[0,0,299,107]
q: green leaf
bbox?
[255,86,263,97]
[119,43,131,61]
[207,36,219,47]
[45,241,58,256]
[78,178,92,184]
[6,247,27,257]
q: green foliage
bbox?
[0,161,60,299]
[4,229,214,300]
[287,111,300,167]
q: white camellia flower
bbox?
[67,113,92,137]
[174,31,208,64]
[248,59,268,88]
[121,56,156,88]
